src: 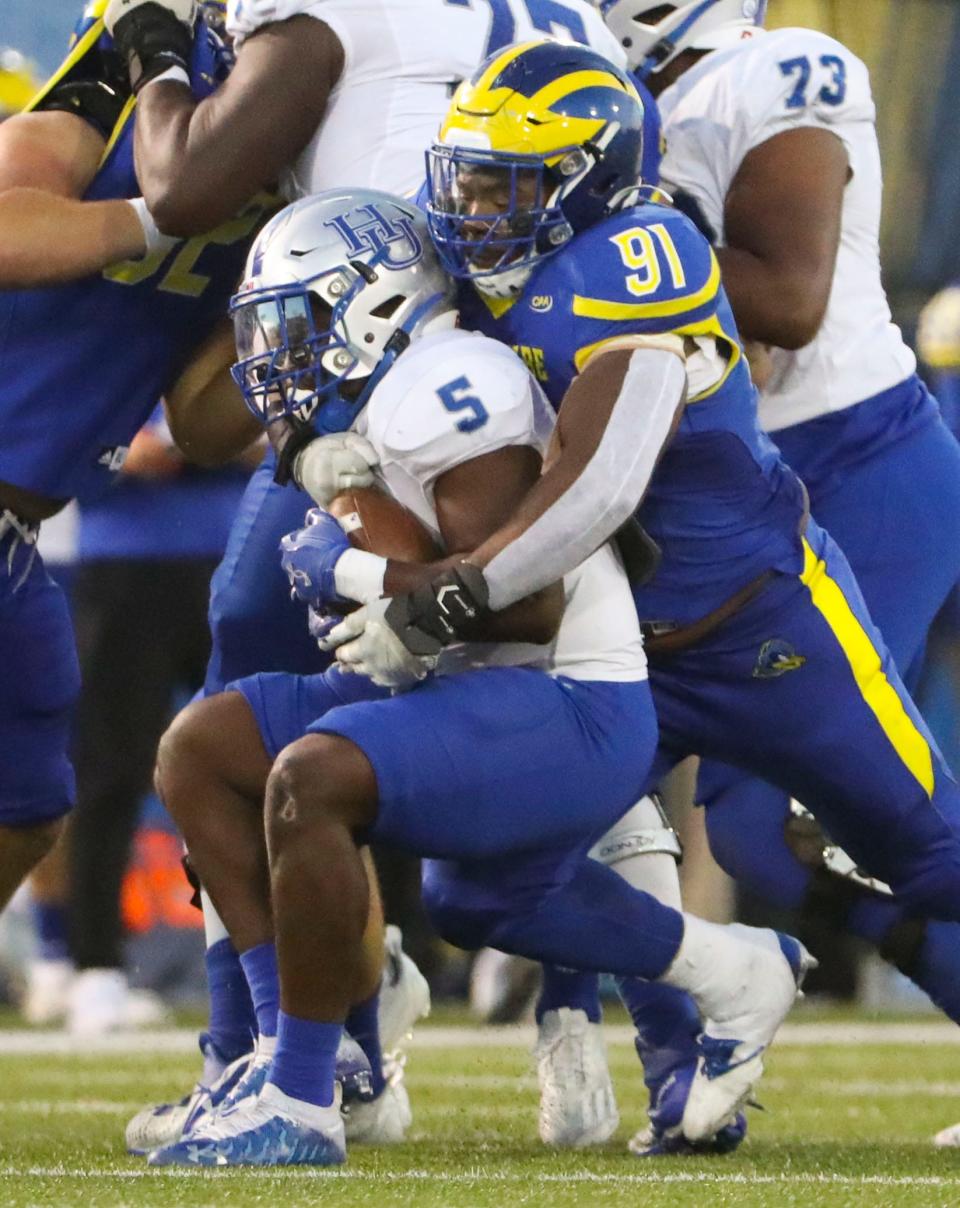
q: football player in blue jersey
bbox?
[318,38,960,1152]
[586,0,960,1156]
[0,0,269,1067]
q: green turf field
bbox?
[2,1016,960,1207]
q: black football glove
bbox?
[105,0,196,93]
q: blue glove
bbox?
[280,508,352,611]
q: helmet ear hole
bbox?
[369,294,406,320]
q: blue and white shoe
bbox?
[628,1058,747,1157]
[682,929,815,1143]
[148,1084,346,1167]
[125,1042,253,1155]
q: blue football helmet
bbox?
[231,189,456,434]
[597,0,767,79]
[426,39,648,299]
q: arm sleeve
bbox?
[483,346,686,611]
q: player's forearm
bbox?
[0,190,146,287]
[132,84,233,236]
[382,557,563,644]
[472,348,686,611]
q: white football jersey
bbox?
[657,28,916,432]
[354,327,647,683]
[227,0,627,201]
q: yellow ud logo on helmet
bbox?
[530,295,553,313]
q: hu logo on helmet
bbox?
[324,204,423,271]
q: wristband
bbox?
[126,197,179,255]
[142,64,191,88]
[334,548,387,605]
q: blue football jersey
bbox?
[0,21,271,505]
[457,202,809,623]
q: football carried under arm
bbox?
[314,446,568,687]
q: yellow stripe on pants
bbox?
[800,539,934,797]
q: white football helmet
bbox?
[597,0,767,78]
[231,189,456,432]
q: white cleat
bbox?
[534,1007,619,1148]
[125,1048,254,1154]
[682,929,814,1143]
[126,1082,209,1156]
[933,1122,960,1148]
[342,1056,412,1144]
[378,925,431,1055]
[68,968,169,1036]
[21,958,73,1025]
[469,948,541,1024]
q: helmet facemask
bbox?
[231,192,457,434]
[427,134,620,300]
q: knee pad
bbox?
[589,794,682,866]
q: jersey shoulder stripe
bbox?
[560,204,721,333]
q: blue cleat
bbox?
[147,1085,346,1167]
[628,1058,747,1157]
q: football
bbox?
[327,486,441,563]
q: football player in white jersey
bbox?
[143,187,808,1167]
[584,0,960,1153]
[105,0,636,1156]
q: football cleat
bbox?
[933,1122,960,1148]
[21,958,73,1026]
[469,948,541,1024]
[337,1034,376,1106]
[126,1045,253,1155]
[682,929,815,1143]
[147,1084,345,1167]
[628,1058,747,1157]
[342,1054,412,1144]
[378,925,431,1055]
[535,1007,619,1148]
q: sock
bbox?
[344,992,386,1097]
[33,902,69,962]
[269,1010,342,1108]
[203,938,257,1070]
[617,977,701,1088]
[536,967,601,1024]
[239,942,279,1038]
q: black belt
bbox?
[641,570,775,657]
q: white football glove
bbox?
[104,0,197,37]
[293,433,379,507]
[320,599,437,691]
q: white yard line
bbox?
[2,1167,960,1187]
[0,1021,956,1055]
